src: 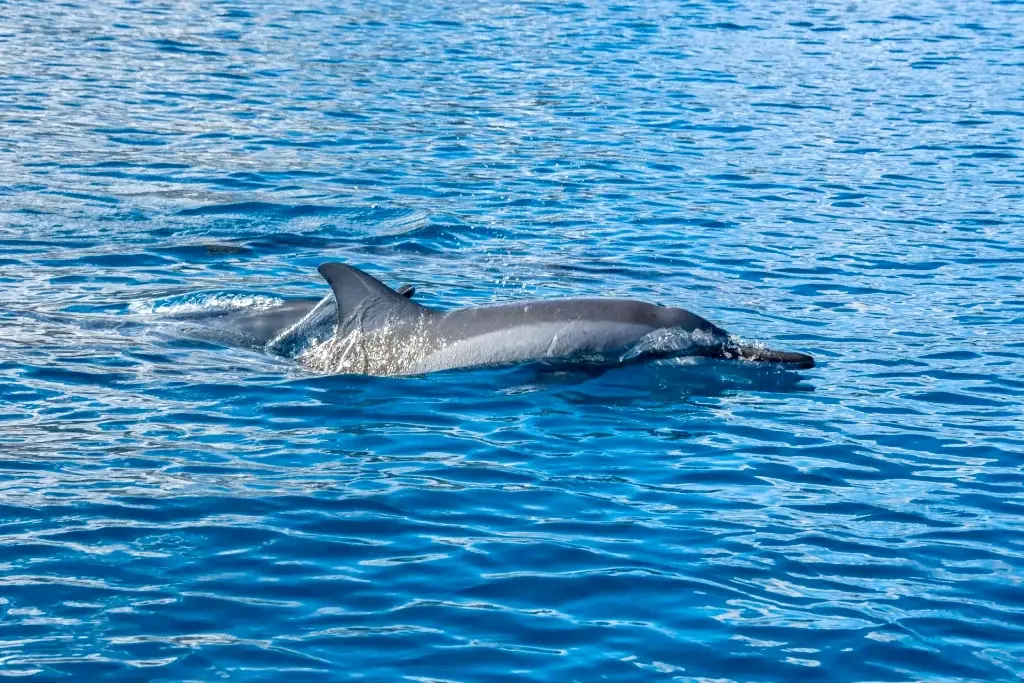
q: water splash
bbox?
[134,292,284,319]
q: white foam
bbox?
[132,293,284,319]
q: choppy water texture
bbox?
[1,0,1023,680]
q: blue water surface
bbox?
[1,0,1023,680]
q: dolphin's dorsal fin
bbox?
[396,284,416,299]
[317,262,425,330]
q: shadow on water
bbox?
[514,357,814,405]
[290,355,814,407]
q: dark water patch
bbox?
[150,243,254,260]
[23,366,134,388]
[148,38,227,58]
[37,252,173,268]
[921,351,983,361]
[909,391,1008,407]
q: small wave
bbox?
[131,292,284,319]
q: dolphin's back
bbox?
[188,298,321,349]
[433,299,659,344]
[403,299,679,373]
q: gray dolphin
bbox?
[213,262,813,376]
[180,283,414,353]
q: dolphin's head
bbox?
[650,303,814,368]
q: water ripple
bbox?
[1,0,1023,680]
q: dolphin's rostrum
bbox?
[200,262,813,376]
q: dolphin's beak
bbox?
[731,344,815,369]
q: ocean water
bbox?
[1,0,1023,680]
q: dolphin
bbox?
[175,283,413,353]
[201,262,812,376]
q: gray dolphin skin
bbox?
[183,281,415,353]
[205,262,813,376]
[204,298,323,349]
